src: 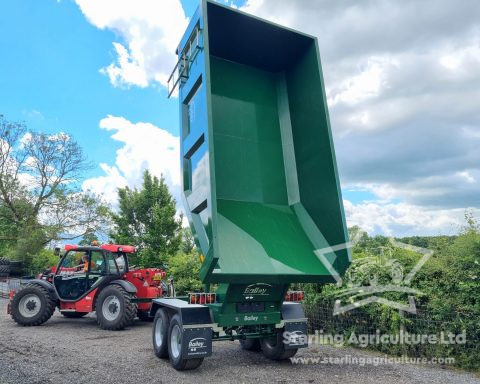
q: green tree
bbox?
[0,115,110,265]
[167,251,202,295]
[79,230,99,246]
[110,170,182,267]
[181,227,195,253]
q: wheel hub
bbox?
[102,295,121,321]
[108,302,118,314]
[154,317,164,347]
[26,300,37,311]
[18,294,42,318]
[170,324,182,359]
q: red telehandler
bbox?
[8,244,167,330]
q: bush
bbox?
[30,249,59,275]
[303,222,480,371]
[166,251,203,295]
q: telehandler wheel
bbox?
[11,283,56,326]
[167,314,204,371]
[152,308,170,358]
[96,285,137,330]
[61,312,88,318]
[239,338,261,351]
[260,329,298,360]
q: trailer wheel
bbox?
[260,329,298,360]
[239,338,261,351]
[11,283,56,326]
[168,314,204,370]
[61,312,88,318]
[152,308,169,358]
[96,285,137,330]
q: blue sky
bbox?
[0,0,193,179]
[1,0,479,236]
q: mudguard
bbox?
[281,302,308,349]
[24,279,57,297]
[110,279,137,294]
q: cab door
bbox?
[54,250,91,301]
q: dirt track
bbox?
[0,299,478,384]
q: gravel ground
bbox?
[0,298,479,384]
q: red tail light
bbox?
[189,293,216,305]
[285,290,304,302]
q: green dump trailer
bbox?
[150,0,351,370]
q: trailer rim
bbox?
[170,323,182,359]
[154,316,165,348]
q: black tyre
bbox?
[0,257,9,265]
[61,312,88,318]
[260,329,298,360]
[96,285,137,330]
[152,308,170,358]
[168,314,204,371]
[239,338,261,351]
[10,283,56,326]
[138,310,153,322]
[0,265,10,274]
[8,261,24,277]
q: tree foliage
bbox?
[110,170,182,267]
[0,115,110,264]
[303,214,480,370]
[167,251,203,295]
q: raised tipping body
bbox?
[179,1,350,283]
[152,0,351,370]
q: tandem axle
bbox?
[149,289,309,371]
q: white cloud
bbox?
[77,1,480,236]
[327,57,394,107]
[343,199,474,237]
[82,116,180,205]
[19,132,32,148]
[75,0,188,88]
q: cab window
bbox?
[90,251,106,274]
[106,252,119,274]
[115,254,126,273]
[58,251,85,273]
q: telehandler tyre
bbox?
[96,285,137,330]
[11,283,56,326]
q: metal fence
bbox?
[304,299,479,370]
[0,278,22,298]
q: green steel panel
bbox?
[177,1,350,286]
